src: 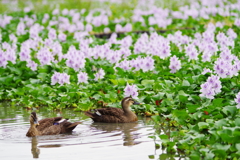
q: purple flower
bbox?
[27,60,38,71]
[51,72,70,86]
[200,75,222,99]
[19,48,31,61]
[235,92,240,109]
[124,83,138,99]
[141,57,155,72]
[0,50,7,68]
[234,18,240,27]
[202,68,212,75]
[65,46,86,71]
[48,28,57,40]
[37,47,53,66]
[77,72,88,84]
[94,68,105,81]
[169,55,181,73]
[17,21,25,36]
[58,32,66,42]
[116,60,131,71]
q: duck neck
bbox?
[30,124,39,136]
[122,105,133,115]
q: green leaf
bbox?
[152,92,165,100]
[212,98,224,107]
[179,95,188,103]
[30,78,41,84]
[186,104,199,113]
[141,80,155,86]
[109,79,118,85]
[222,106,237,117]
[215,119,227,129]
[151,115,160,122]
[182,80,190,86]
[198,122,209,130]
[8,66,22,75]
[148,155,154,159]
[235,118,240,126]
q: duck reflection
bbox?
[90,122,141,146]
[31,137,40,158]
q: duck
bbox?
[26,112,81,137]
[84,97,141,123]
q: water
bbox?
[0,103,163,160]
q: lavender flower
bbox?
[27,60,38,71]
[169,55,181,73]
[185,44,199,61]
[124,83,138,99]
[142,56,155,72]
[51,72,70,86]
[235,92,240,109]
[94,68,105,81]
[202,68,212,75]
[48,28,57,40]
[16,21,25,36]
[37,47,54,66]
[58,32,66,42]
[77,72,88,84]
[0,49,7,68]
[200,75,222,99]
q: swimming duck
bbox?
[84,97,141,123]
[26,112,81,137]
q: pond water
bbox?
[0,103,168,160]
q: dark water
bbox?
[0,103,164,160]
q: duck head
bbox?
[121,97,140,110]
[30,112,39,126]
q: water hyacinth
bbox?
[37,47,54,66]
[26,60,38,71]
[200,75,222,99]
[94,68,105,81]
[235,92,240,109]
[169,55,181,73]
[213,49,240,78]
[51,72,70,86]
[202,68,212,75]
[77,72,88,84]
[124,83,138,99]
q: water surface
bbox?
[0,103,164,160]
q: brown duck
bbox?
[26,112,81,137]
[84,97,141,123]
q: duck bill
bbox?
[133,101,141,105]
[34,120,39,126]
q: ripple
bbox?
[0,111,161,160]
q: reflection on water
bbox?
[31,137,40,158]
[0,103,166,160]
[90,122,140,146]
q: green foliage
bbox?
[0,1,240,159]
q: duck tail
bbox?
[61,121,81,133]
[67,122,81,130]
[84,111,94,118]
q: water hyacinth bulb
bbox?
[124,83,138,99]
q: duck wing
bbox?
[37,117,62,132]
[85,107,127,123]
[85,107,123,118]
[40,125,62,135]
[96,107,124,116]
[40,119,81,135]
